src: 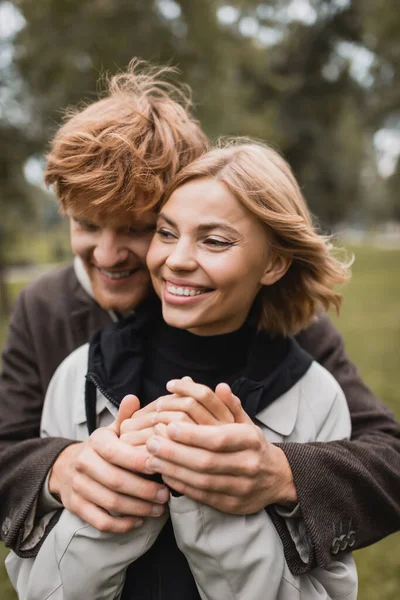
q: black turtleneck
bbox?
[123,319,256,600]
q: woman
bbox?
[7,141,357,600]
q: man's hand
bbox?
[49,395,170,533]
[144,385,298,514]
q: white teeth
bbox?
[167,284,207,297]
[99,269,134,280]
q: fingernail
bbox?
[157,488,170,503]
[134,519,144,529]
[152,504,164,516]
[166,380,176,392]
[147,437,160,453]
[182,376,192,381]
[168,423,180,438]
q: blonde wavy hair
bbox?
[44,59,208,220]
[162,140,352,336]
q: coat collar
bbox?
[85,303,313,434]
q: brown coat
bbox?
[0,263,399,574]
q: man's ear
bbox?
[260,254,291,286]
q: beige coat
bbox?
[6,343,358,600]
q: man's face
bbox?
[69,209,156,313]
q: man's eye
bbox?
[80,222,98,232]
[128,225,156,235]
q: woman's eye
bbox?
[204,238,233,248]
[156,227,176,240]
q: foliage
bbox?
[0,0,399,234]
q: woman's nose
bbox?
[165,240,197,271]
[92,230,130,267]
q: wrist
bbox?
[49,442,82,501]
[270,445,298,508]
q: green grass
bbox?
[1,245,400,599]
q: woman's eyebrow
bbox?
[196,222,240,237]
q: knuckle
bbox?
[245,454,260,477]
[108,472,125,492]
[120,420,132,435]
[213,429,228,450]
[226,495,240,513]
[196,473,211,488]
[199,454,213,472]
[185,397,196,410]
[101,441,117,462]
[94,515,112,532]
[70,474,81,494]
[241,478,254,497]
[103,493,120,513]
[198,388,210,402]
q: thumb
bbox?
[109,394,140,434]
[215,383,252,424]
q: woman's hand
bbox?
[119,377,242,446]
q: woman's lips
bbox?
[163,281,213,305]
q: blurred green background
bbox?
[0,0,399,598]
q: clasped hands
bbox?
[50,378,296,534]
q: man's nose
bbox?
[165,239,197,271]
[92,230,130,267]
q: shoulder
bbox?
[256,361,350,442]
[48,344,90,394]
[300,361,344,415]
[19,263,78,305]
[298,361,351,440]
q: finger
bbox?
[110,395,140,434]
[147,458,249,494]
[154,423,169,438]
[75,447,170,503]
[120,413,157,434]
[70,497,145,533]
[165,422,261,453]
[154,410,196,426]
[130,394,180,419]
[166,380,234,423]
[120,428,155,446]
[156,396,218,425]
[146,435,254,475]
[215,384,252,424]
[72,472,166,517]
[161,477,242,514]
[89,428,153,473]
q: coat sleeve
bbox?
[5,349,167,600]
[169,381,357,600]
[5,510,168,600]
[0,289,75,557]
[275,313,400,573]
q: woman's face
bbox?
[147,177,283,336]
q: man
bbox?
[1,61,399,576]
